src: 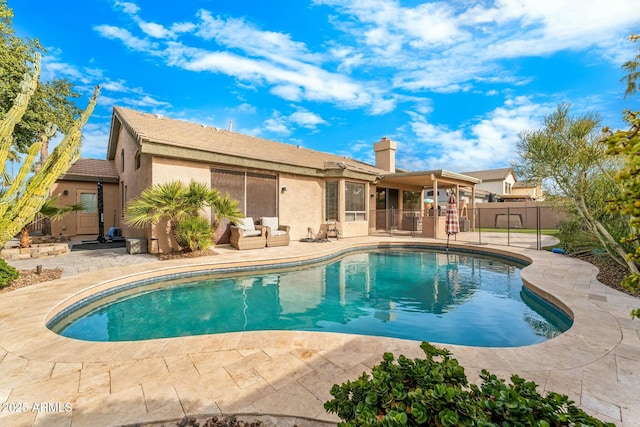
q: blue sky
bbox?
[11,0,640,173]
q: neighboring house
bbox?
[49,158,119,237]
[512,180,544,201]
[54,107,481,253]
[461,168,516,198]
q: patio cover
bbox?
[378,170,481,235]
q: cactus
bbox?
[0,53,40,169]
[0,53,100,248]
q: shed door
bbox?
[77,191,98,235]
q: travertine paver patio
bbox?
[1,234,639,426]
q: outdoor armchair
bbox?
[230,217,266,250]
[260,217,290,247]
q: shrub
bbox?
[325,342,614,426]
[175,216,213,251]
[0,258,19,288]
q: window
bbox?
[80,192,97,213]
[345,181,365,221]
[325,181,338,220]
[120,183,127,218]
[211,168,276,218]
[504,182,512,194]
[402,191,421,210]
[135,151,141,170]
[121,149,125,172]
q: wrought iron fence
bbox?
[369,204,563,251]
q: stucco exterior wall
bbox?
[278,174,324,240]
[147,157,212,253]
[475,173,517,196]
[475,201,566,229]
[49,181,119,237]
[115,125,150,242]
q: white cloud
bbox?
[196,11,321,63]
[138,20,175,39]
[235,103,256,114]
[289,110,326,128]
[171,22,196,34]
[165,42,374,108]
[263,113,291,135]
[397,96,552,171]
[114,1,139,15]
[93,24,157,52]
[314,0,640,92]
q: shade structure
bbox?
[445,194,459,248]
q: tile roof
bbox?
[111,107,387,176]
[461,167,514,181]
[61,158,118,181]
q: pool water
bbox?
[51,250,572,347]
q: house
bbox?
[49,158,119,237]
[512,180,544,201]
[52,107,481,253]
[461,168,517,198]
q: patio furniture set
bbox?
[230,217,290,250]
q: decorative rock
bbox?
[0,243,70,260]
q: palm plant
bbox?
[38,196,84,235]
[124,180,242,252]
[19,196,84,247]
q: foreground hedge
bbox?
[325,342,613,426]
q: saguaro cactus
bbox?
[0,53,100,247]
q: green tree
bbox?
[513,104,637,275]
[37,196,85,236]
[604,34,640,316]
[0,51,100,247]
[0,1,99,249]
[0,0,80,153]
[621,34,640,98]
[124,180,242,252]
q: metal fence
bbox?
[369,204,563,250]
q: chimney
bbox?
[373,137,396,172]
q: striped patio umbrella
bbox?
[445,193,459,249]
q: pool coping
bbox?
[1,236,639,426]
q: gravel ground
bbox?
[0,268,62,293]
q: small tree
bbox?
[0,0,81,153]
[0,49,100,248]
[604,110,640,316]
[602,34,640,317]
[175,216,213,251]
[513,104,637,275]
[124,180,242,252]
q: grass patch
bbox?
[477,228,558,235]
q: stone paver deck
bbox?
[1,234,639,426]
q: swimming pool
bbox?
[49,249,572,347]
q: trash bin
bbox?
[459,219,470,232]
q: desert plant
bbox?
[175,216,213,251]
[19,227,31,248]
[0,258,18,287]
[325,342,614,426]
[125,180,242,252]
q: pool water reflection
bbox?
[52,250,572,347]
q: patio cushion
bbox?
[236,217,255,231]
[261,217,279,231]
[243,229,262,237]
[270,229,287,236]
